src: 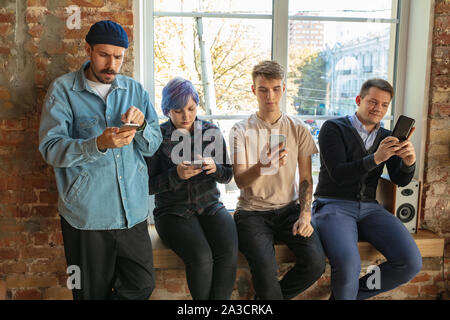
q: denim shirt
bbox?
[146,119,232,219]
[39,61,162,230]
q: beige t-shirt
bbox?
[230,113,318,211]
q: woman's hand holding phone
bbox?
[177,161,203,180]
[202,157,216,175]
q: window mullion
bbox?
[272,0,289,113]
[143,0,155,105]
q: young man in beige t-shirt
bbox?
[229,60,325,300]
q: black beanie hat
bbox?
[85,20,129,49]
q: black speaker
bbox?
[376,175,420,233]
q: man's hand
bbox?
[121,106,145,127]
[96,127,136,151]
[259,142,288,172]
[396,127,416,166]
[292,212,314,237]
[232,142,288,189]
[374,136,401,165]
[177,161,203,180]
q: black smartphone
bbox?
[391,115,415,141]
[185,160,203,169]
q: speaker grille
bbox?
[396,204,415,223]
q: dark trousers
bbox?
[234,204,326,300]
[155,207,238,300]
[60,216,155,300]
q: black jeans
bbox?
[234,204,326,300]
[60,216,155,300]
[155,207,238,300]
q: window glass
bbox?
[155,0,272,14]
[287,22,392,115]
[289,0,394,19]
[151,0,397,210]
[154,16,271,115]
[287,18,394,189]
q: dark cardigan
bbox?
[145,119,232,219]
[314,117,415,201]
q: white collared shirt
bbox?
[348,113,381,150]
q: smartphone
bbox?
[185,160,203,169]
[391,115,415,141]
[269,134,286,151]
[119,123,140,132]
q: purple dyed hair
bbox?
[161,77,200,116]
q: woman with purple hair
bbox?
[145,77,238,300]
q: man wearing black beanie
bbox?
[39,20,163,300]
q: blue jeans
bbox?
[235,204,326,300]
[312,198,422,300]
[155,207,238,300]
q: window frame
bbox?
[134,0,433,181]
[137,0,400,114]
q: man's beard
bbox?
[92,68,118,84]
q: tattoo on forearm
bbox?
[299,178,313,213]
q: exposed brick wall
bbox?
[150,257,446,300]
[0,0,134,300]
[421,0,450,300]
[0,0,448,300]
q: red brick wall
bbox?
[421,0,450,300]
[0,0,448,300]
[0,0,134,300]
